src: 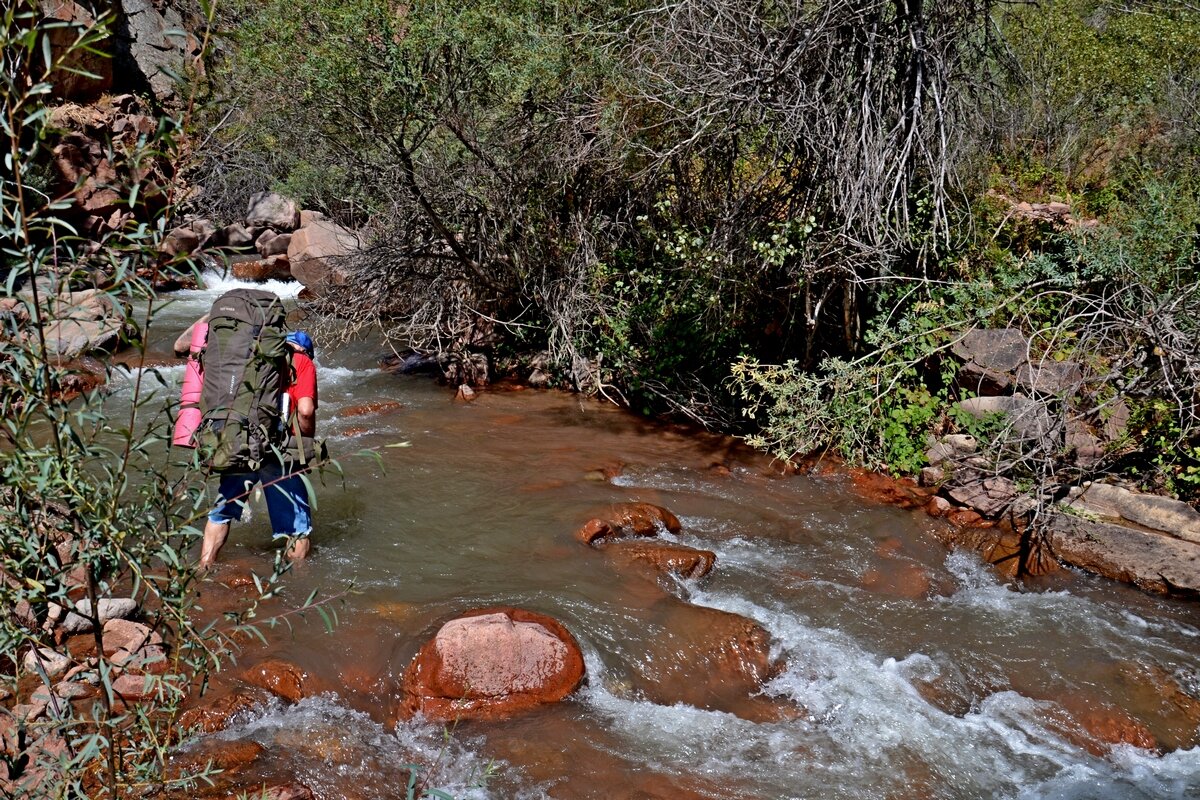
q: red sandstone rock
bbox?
[178,689,266,734]
[849,469,931,509]
[631,600,784,716]
[606,541,716,580]
[1049,695,1159,756]
[241,658,322,703]
[860,563,934,600]
[257,786,315,800]
[947,508,985,527]
[926,496,953,517]
[101,619,161,656]
[230,255,291,282]
[399,607,585,722]
[168,739,265,781]
[575,518,613,545]
[111,673,156,701]
[608,502,682,536]
[339,399,404,418]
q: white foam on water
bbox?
[209,694,503,798]
[938,550,1200,664]
[318,364,374,389]
[1014,744,1200,799]
[193,269,305,301]
[577,583,1188,798]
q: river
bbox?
[106,273,1200,799]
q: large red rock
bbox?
[287,219,359,287]
[399,607,585,722]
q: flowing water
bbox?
[111,274,1200,798]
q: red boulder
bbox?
[399,607,585,722]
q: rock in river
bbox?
[399,607,585,722]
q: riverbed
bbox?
[111,273,1200,799]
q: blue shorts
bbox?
[208,460,312,539]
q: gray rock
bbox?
[1066,483,1200,544]
[23,647,70,680]
[919,466,945,487]
[956,394,1058,452]
[116,0,198,100]
[173,314,208,357]
[246,192,300,231]
[59,597,139,634]
[1015,359,1083,396]
[256,229,292,258]
[947,476,1017,517]
[952,328,1029,392]
[925,434,977,467]
[1066,420,1104,468]
[1102,399,1131,443]
[1048,512,1200,596]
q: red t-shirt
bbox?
[287,352,318,410]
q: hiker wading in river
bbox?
[196,294,320,567]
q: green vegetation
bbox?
[203,0,1197,505]
[1,4,351,796]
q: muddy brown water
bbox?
[104,273,1200,799]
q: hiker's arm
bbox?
[297,396,316,436]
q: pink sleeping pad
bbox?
[172,320,208,448]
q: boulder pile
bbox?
[912,326,1200,595]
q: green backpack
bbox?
[196,289,289,472]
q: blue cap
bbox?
[287,331,315,356]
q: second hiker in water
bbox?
[196,289,320,568]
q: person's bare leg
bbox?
[199,520,231,568]
[286,536,311,561]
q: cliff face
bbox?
[41,0,206,104]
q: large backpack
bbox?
[196,289,289,472]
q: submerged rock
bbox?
[178,688,268,734]
[606,540,716,581]
[399,607,585,722]
[168,738,265,783]
[628,600,785,718]
[241,658,325,704]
